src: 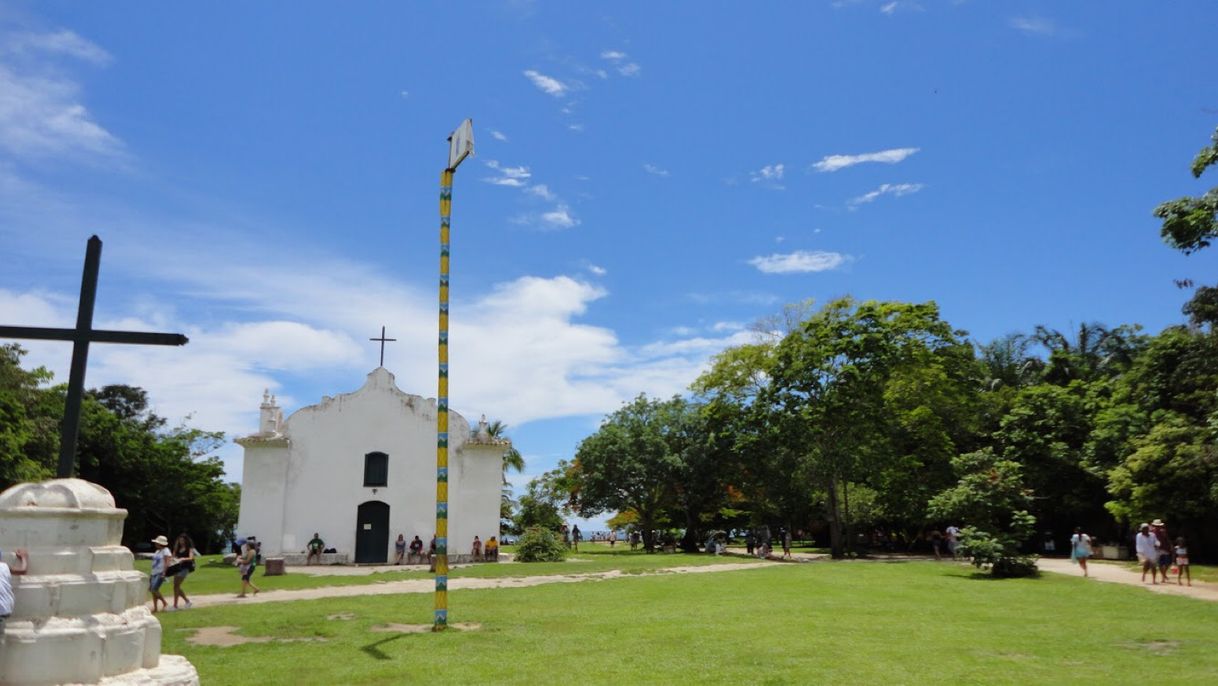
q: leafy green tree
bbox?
[1154,126,1218,254]
[763,298,976,557]
[570,395,702,551]
[0,345,58,485]
[515,526,566,562]
[512,471,566,534]
[929,448,1037,577]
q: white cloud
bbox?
[849,182,925,207]
[490,129,508,141]
[586,263,607,276]
[9,30,112,65]
[541,204,579,229]
[523,69,567,97]
[483,160,531,187]
[399,90,409,99]
[567,123,584,132]
[643,163,669,177]
[811,147,919,172]
[712,321,745,332]
[0,31,123,163]
[880,1,923,15]
[750,163,785,189]
[618,63,641,77]
[748,250,850,274]
[526,184,555,200]
[1010,16,1056,36]
[600,50,628,61]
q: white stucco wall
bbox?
[236,368,502,560]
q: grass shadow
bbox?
[361,634,406,661]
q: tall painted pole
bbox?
[434,167,454,631]
[434,119,472,632]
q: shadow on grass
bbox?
[361,634,406,660]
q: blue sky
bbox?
[2,1,1217,530]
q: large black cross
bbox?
[370,325,396,367]
[0,236,188,478]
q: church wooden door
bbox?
[355,500,390,563]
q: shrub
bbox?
[515,526,566,562]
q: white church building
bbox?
[235,368,507,564]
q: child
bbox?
[149,535,172,613]
[1174,537,1191,587]
[0,547,30,632]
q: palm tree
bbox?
[1033,322,1143,383]
[485,419,525,477]
[977,333,1041,390]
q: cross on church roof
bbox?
[0,236,189,478]
[370,325,396,368]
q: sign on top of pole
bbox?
[447,119,474,171]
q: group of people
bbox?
[1134,519,1191,585]
[560,524,582,551]
[1069,519,1191,586]
[149,533,197,612]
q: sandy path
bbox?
[186,561,776,609]
[1038,557,1218,601]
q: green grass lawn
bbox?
[136,547,752,597]
[157,560,1218,684]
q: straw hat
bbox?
[152,535,169,546]
[1151,518,1165,527]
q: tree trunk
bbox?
[680,510,700,552]
[826,473,843,559]
[641,519,656,553]
[843,479,853,559]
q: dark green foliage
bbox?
[515,526,566,562]
[0,346,239,552]
[1154,127,1218,254]
[929,449,1038,577]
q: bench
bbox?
[282,552,350,566]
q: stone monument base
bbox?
[0,479,199,686]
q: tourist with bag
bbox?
[168,533,196,610]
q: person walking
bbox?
[170,533,196,610]
[945,525,961,560]
[1150,519,1171,581]
[236,539,261,598]
[1069,527,1092,577]
[149,535,172,613]
[572,525,582,552]
[1135,523,1159,584]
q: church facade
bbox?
[235,368,506,563]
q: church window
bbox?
[364,451,389,487]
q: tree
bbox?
[484,419,525,532]
[0,345,58,485]
[570,395,698,552]
[1154,126,1218,254]
[929,448,1037,577]
[763,298,976,558]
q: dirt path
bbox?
[1038,557,1218,601]
[185,561,776,609]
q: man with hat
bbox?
[149,535,172,613]
[1150,519,1171,580]
[1135,523,1159,584]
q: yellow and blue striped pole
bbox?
[434,168,454,631]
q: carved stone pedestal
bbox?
[0,479,199,685]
